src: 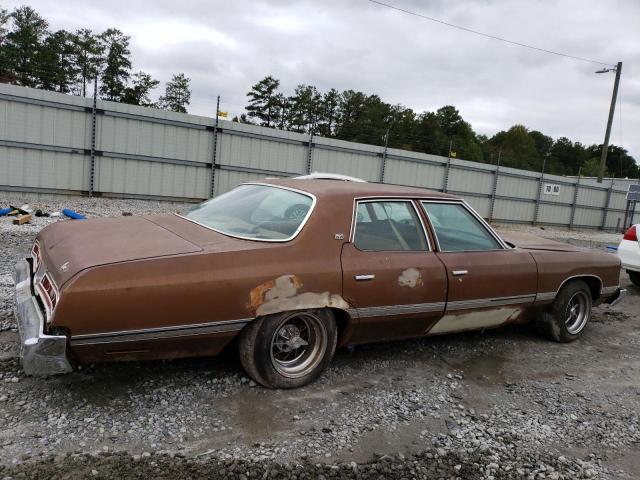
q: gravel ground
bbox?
[494,223,623,250]
[0,193,638,479]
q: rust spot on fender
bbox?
[398,268,423,288]
[248,274,350,317]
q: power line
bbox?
[366,0,616,67]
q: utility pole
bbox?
[596,61,622,183]
[379,128,390,183]
[210,95,220,198]
[89,74,98,197]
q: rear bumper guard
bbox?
[13,259,72,375]
[604,288,627,307]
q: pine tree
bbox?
[158,73,191,113]
[275,93,289,130]
[5,6,49,87]
[288,85,322,133]
[0,7,12,83]
[246,75,281,127]
[316,88,340,137]
[99,28,131,101]
[36,30,78,93]
[73,28,103,96]
[122,71,160,106]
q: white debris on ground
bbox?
[0,193,638,479]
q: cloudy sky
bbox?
[6,0,640,160]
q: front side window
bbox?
[184,184,314,241]
[353,201,427,251]
[421,202,502,252]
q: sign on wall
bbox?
[627,184,640,201]
[543,183,561,196]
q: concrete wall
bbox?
[1,83,638,230]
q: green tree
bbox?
[334,90,368,142]
[0,6,12,82]
[158,73,191,113]
[414,111,448,157]
[547,137,584,175]
[246,75,281,127]
[73,28,103,96]
[529,130,553,163]
[275,92,289,130]
[387,106,417,151]
[316,88,340,137]
[122,71,159,106]
[288,84,322,133]
[585,144,639,178]
[5,6,49,87]
[36,30,78,93]
[487,125,541,170]
[435,106,483,161]
[99,28,131,101]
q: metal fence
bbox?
[1,83,637,230]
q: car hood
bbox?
[499,232,582,252]
[38,216,202,287]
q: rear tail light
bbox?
[37,272,59,319]
[623,225,637,242]
[31,241,41,272]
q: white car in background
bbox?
[618,224,640,287]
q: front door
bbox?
[420,201,537,334]
[341,199,448,344]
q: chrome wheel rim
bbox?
[565,291,590,334]
[270,312,327,378]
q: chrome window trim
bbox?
[349,198,432,252]
[419,199,509,252]
[177,182,317,243]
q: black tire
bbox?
[239,309,337,389]
[628,271,640,287]
[536,280,592,343]
[238,316,267,386]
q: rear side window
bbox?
[354,201,428,251]
[421,202,502,252]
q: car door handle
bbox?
[354,274,375,281]
[452,270,468,276]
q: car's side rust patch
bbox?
[249,274,350,317]
[398,268,423,288]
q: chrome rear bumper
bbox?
[13,259,72,375]
[604,288,627,306]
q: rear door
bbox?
[341,199,448,344]
[420,200,537,334]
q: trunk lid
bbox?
[38,216,202,286]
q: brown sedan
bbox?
[14,176,625,388]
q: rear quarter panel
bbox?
[532,249,621,295]
[53,191,355,361]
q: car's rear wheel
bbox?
[628,271,640,287]
[239,309,337,389]
[536,280,592,342]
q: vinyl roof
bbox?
[259,178,459,200]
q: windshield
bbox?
[183,184,314,241]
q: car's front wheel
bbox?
[628,271,640,287]
[239,309,337,388]
[536,280,592,342]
